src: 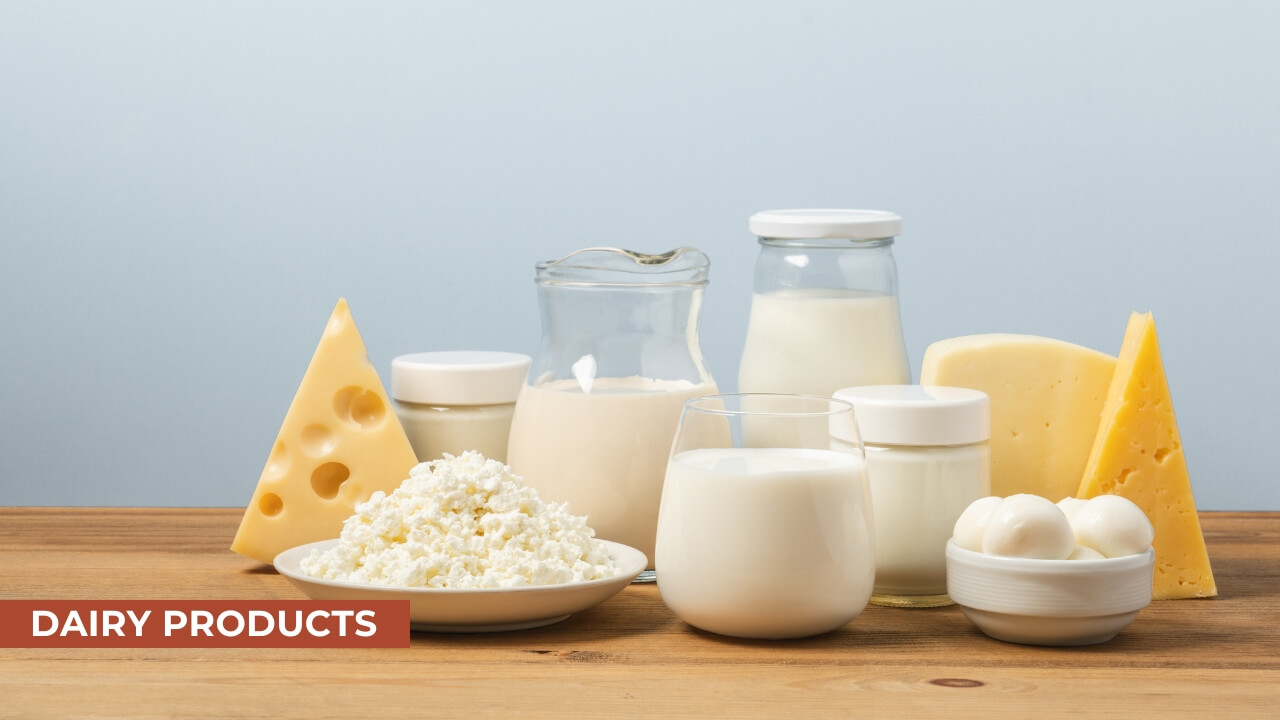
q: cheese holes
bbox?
[265,441,289,478]
[333,386,386,430]
[259,493,284,516]
[300,424,337,457]
[311,462,351,499]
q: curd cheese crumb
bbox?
[299,451,618,588]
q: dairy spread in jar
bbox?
[834,385,991,607]
[390,351,530,464]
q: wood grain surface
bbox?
[1,508,1276,718]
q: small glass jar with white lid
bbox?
[739,209,910,399]
[833,385,991,608]
[391,351,531,464]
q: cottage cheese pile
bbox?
[300,452,619,588]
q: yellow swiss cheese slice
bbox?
[231,299,418,564]
[920,334,1116,501]
[1077,312,1216,599]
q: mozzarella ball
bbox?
[953,496,1005,552]
[1068,545,1106,560]
[1056,496,1090,523]
[981,494,1075,559]
[1070,495,1154,558]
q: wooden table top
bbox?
[1,508,1277,718]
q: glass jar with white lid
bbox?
[390,351,531,464]
[739,209,910,398]
[833,385,991,608]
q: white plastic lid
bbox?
[749,209,903,240]
[391,351,531,406]
[833,385,990,446]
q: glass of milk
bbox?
[738,209,910,398]
[506,247,718,580]
[655,393,875,639]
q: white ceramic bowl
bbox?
[945,539,1154,646]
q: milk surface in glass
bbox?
[738,289,910,397]
[506,377,716,569]
[655,447,874,639]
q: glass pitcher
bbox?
[506,247,718,577]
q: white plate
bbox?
[273,539,647,633]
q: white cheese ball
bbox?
[981,494,1075,559]
[1068,545,1106,561]
[1070,494,1155,558]
[1056,497,1090,523]
[953,496,1005,552]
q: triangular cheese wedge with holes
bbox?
[1077,312,1216,599]
[231,299,418,564]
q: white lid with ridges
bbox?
[392,351,531,406]
[833,385,990,446]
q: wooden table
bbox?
[1,509,1276,718]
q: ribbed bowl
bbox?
[945,540,1154,646]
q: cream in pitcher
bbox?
[506,248,717,575]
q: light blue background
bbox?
[2,1,1276,509]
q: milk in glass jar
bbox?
[738,210,910,397]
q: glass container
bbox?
[506,247,718,578]
[738,209,910,398]
[656,393,875,639]
[390,351,531,463]
[834,385,991,607]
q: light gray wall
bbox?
[2,1,1276,509]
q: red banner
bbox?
[0,601,409,648]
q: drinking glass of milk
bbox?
[738,209,910,398]
[506,247,718,580]
[655,394,875,639]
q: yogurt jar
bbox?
[391,351,531,463]
[833,385,991,607]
